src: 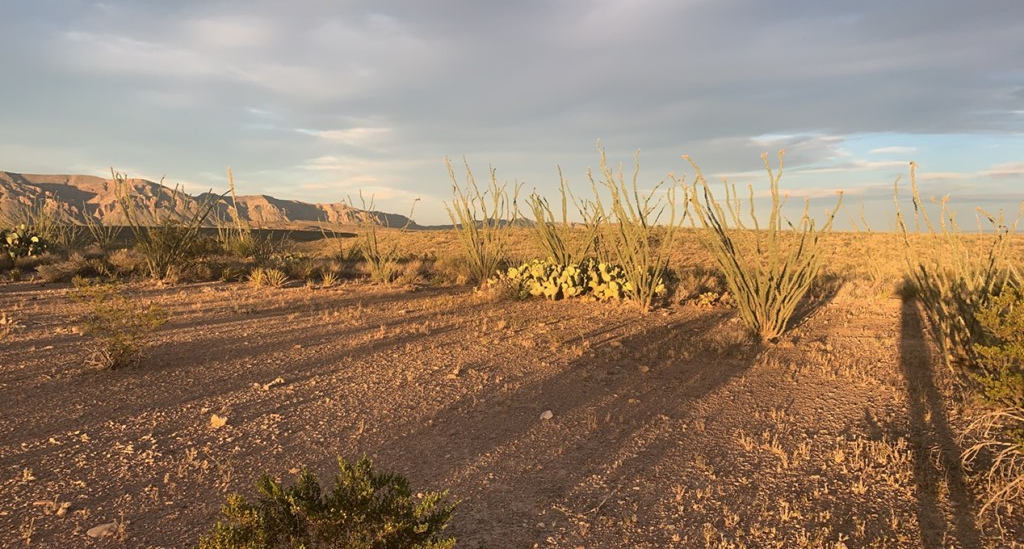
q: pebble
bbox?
[210,414,228,429]
[540,410,554,420]
[86,522,118,538]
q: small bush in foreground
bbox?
[198,456,456,549]
[963,288,1024,517]
[71,279,168,369]
[685,151,841,340]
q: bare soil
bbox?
[1,279,1021,548]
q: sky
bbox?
[1,0,1022,228]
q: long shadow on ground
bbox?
[899,300,981,548]
[374,309,759,547]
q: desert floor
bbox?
[1,278,1021,548]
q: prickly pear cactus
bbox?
[496,258,664,302]
[2,224,49,261]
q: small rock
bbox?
[87,522,118,538]
[210,414,228,429]
[540,410,554,421]
[638,365,650,374]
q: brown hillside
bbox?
[0,171,417,229]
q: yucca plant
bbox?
[583,146,683,312]
[685,151,842,340]
[894,162,1019,368]
[248,267,288,288]
[319,270,340,288]
[444,157,521,286]
[114,169,224,280]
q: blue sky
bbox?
[1,0,1022,227]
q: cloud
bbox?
[181,15,275,50]
[58,31,221,77]
[870,146,918,154]
[294,127,392,147]
[981,162,1024,178]
[1,0,1022,227]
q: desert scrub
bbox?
[350,192,418,284]
[37,253,111,283]
[198,456,456,549]
[114,169,224,280]
[584,146,683,312]
[895,162,1019,368]
[216,168,280,265]
[685,151,841,340]
[71,279,168,369]
[1,199,84,251]
[444,157,521,286]
[963,288,1024,517]
[527,168,599,265]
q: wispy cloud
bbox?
[981,161,1024,178]
[870,146,918,154]
[295,127,392,147]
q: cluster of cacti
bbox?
[499,258,665,302]
[2,224,50,261]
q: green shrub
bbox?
[974,288,1024,410]
[71,279,168,369]
[444,158,521,286]
[584,146,683,312]
[962,288,1024,517]
[198,456,456,549]
[2,224,50,261]
[685,151,841,340]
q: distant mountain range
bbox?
[0,171,420,230]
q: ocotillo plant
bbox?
[686,151,841,340]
